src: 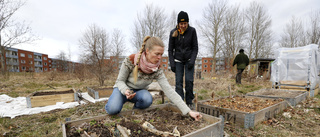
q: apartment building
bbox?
[1,47,78,73]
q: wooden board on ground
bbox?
[26,88,79,108]
[62,103,224,137]
[278,87,319,97]
[87,86,113,99]
[246,88,308,106]
[197,96,288,129]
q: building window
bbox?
[22,66,26,70]
[28,54,32,58]
[204,60,207,63]
[204,65,207,68]
[162,59,167,62]
[21,60,26,63]
[49,60,51,63]
[45,68,48,71]
[29,61,33,64]
[44,57,47,60]
[20,53,25,57]
[162,64,166,67]
[44,62,47,66]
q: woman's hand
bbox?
[188,110,202,121]
[125,89,136,100]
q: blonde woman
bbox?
[105,36,202,121]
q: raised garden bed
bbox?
[87,86,113,99]
[26,88,79,108]
[62,103,224,137]
[246,88,308,106]
[197,96,288,128]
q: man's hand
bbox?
[188,110,202,121]
[125,89,136,100]
[171,66,176,73]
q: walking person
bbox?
[168,11,198,109]
[232,49,249,84]
[105,36,202,121]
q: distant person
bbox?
[232,49,249,84]
[168,11,198,109]
[105,36,202,121]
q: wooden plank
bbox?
[98,88,113,98]
[30,93,74,107]
[279,81,308,86]
[27,88,77,108]
[246,89,308,106]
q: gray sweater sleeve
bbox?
[157,73,191,115]
[114,57,132,95]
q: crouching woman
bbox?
[105,36,202,121]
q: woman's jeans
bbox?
[105,88,153,115]
[175,61,194,105]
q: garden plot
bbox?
[26,88,79,108]
[198,96,288,128]
[87,86,113,99]
[62,104,224,137]
[246,88,308,106]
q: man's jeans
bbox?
[236,69,244,84]
[105,88,153,115]
[175,61,194,105]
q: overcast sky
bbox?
[12,0,320,62]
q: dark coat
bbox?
[168,25,198,68]
[233,52,249,69]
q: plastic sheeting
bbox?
[270,44,320,89]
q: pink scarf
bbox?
[134,52,160,74]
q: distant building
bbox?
[1,47,78,72]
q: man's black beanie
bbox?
[177,11,189,23]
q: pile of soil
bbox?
[67,107,209,137]
[204,96,284,112]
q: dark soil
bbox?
[67,107,209,137]
[33,89,73,96]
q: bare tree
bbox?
[168,10,178,29]
[280,16,305,48]
[131,3,168,52]
[56,50,69,72]
[79,24,112,86]
[307,10,320,45]
[111,28,125,69]
[221,4,247,69]
[245,1,273,59]
[0,0,36,77]
[197,0,228,73]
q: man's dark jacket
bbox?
[233,52,249,69]
[168,26,198,68]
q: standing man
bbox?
[168,11,198,109]
[233,49,249,84]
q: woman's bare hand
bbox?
[188,111,202,121]
[125,89,136,100]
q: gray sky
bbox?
[12,0,320,62]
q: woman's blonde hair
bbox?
[133,36,165,83]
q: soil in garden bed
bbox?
[67,107,209,137]
[33,90,73,96]
[203,96,284,113]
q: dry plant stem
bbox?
[117,124,129,137]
